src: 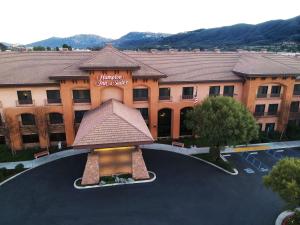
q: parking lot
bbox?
[223,148,300,176]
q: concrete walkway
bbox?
[0,149,89,169]
[1,140,300,169]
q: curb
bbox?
[188,154,239,176]
[74,171,156,190]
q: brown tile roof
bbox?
[233,53,300,76]
[73,99,153,149]
[1,46,300,86]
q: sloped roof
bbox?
[79,45,140,70]
[233,53,300,76]
[73,99,154,149]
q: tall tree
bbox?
[186,96,258,160]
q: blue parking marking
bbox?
[240,152,269,172]
[266,149,284,160]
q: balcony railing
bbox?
[159,95,172,101]
[293,91,300,96]
[73,98,91,104]
[16,99,35,106]
[181,95,194,100]
[254,112,280,117]
[133,96,148,102]
[256,93,282,99]
[46,98,62,105]
[289,112,300,118]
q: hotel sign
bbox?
[95,75,128,86]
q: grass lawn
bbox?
[0,145,71,163]
[0,165,26,183]
[193,153,235,173]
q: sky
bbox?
[1,0,300,44]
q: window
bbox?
[268,104,278,115]
[182,87,194,99]
[133,88,148,101]
[293,84,300,95]
[270,86,281,97]
[254,104,265,116]
[49,133,66,142]
[223,86,234,97]
[0,136,5,145]
[22,134,39,144]
[290,101,300,112]
[265,123,275,133]
[21,114,35,126]
[49,113,64,124]
[73,90,91,103]
[257,86,268,98]
[17,90,32,104]
[46,90,61,103]
[159,88,171,100]
[137,108,149,124]
[209,86,220,96]
[0,114,3,126]
[74,110,87,123]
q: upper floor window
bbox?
[133,88,148,101]
[47,90,61,104]
[17,90,33,105]
[270,85,281,97]
[223,86,234,97]
[74,110,87,123]
[209,86,220,96]
[268,104,278,115]
[254,104,265,116]
[290,101,299,113]
[293,84,300,96]
[257,86,268,98]
[49,113,64,124]
[73,90,91,103]
[21,113,35,126]
[159,88,171,100]
[182,87,194,99]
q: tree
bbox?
[33,46,45,51]
[46,46,51,51]
[185,96,258,160]
[0,43,7,51]
[62,44,72,50]
[264,158,300,209]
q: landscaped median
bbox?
[74,171,156,189]
[0,164,26,184]
[191,153,238,175]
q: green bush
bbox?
[286,211,300,225]
[286,124,300,140]
[14,164,24,172]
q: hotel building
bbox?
[0,45,300,151]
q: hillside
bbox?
[27,34,112,49]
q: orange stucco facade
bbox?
[0,68,299,151]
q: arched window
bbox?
[20,113,35,126]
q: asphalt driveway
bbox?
[0,149,285,225]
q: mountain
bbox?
[27,34,113,49]
[152,15,300,50]
[112,32,171,49]
[15,15,300,51]
[0,43,7,51]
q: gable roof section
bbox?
[79,45,141,70]
[73,99,154,149]
[233,53,300,76]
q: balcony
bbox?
[133,96,148,102]
[289,111,300,119]
[181,95,194,100]
[45,98,62,105]
[19,122,38,134]
[16,99,35,106]
[73,98,91,104]
[159,95,172,101]
[254,111,280,117]
[48,123,65,133]
[256,93,282,99]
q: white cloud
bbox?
[1,0,299,44]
